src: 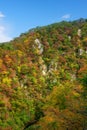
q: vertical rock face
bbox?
[71,74,76,81]
[79,49,84,55]
[41,64,47,75]
[38,56,47,76]
[68,36,71,40]
[85,47,87,54]
[34,40,47,75]
[49,61,58,72]
[77,29,81,37]
[40,60,47,76]
[34,39,43,54]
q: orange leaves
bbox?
[0,127,12,130]
[1,95,11,109]
[59,56,66,64]
[44,115,54,123]
[0,64,8,75]
[78,65,87,78]
[16,50,24,57]
[79,65,87,73]
[4,55,12,64]
[0,58,3,67]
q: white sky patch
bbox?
[0,12,5,18]
[61,14,71,19]
[0,25,12,43]
[0,11,12,43]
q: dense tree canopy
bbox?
[0,19,87,130]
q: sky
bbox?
[0,0,87,43]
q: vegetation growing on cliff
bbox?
[0,19,87,130]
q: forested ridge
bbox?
[0,18,87,130]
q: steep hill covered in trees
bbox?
[0,19,87,130]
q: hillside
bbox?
[0,19,87,130]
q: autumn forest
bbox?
[0,18,87,130]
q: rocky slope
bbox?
[0,18,87,130]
